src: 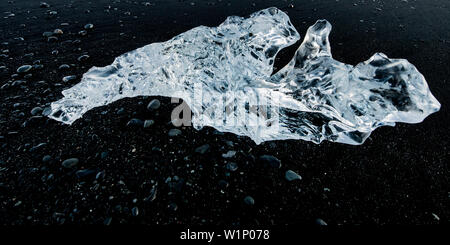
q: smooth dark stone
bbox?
[144,186,157,202]
[62,75,77,82]
[17,65,32,73]
[127,118,144,127]
[77,55,89,62]
[226,162,238,172]
[244,196,255,206]
[316,218,328,226]
[147,99,161,111]
[195,144,210,154]
[259,155,281,168]
[143,120,154,128]
[168,128,182,137]
[285,170,302,181]
[30,107,43,116]
[131,207,139,216]
[84,23,94,30]
[76,169,96,178]
[42,155,52,163]
[62,158,79,168]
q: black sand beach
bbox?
[0,0,448,226]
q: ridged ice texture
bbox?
[48,7,441,145]
[49,7,299,127]
[268,20,441,144]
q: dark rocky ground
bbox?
[0,0,448,225]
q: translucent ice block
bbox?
[48,8,440,145]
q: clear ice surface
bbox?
[48,7,441,145]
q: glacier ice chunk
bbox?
[48,7,440,145]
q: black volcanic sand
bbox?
[0,0,448,225]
